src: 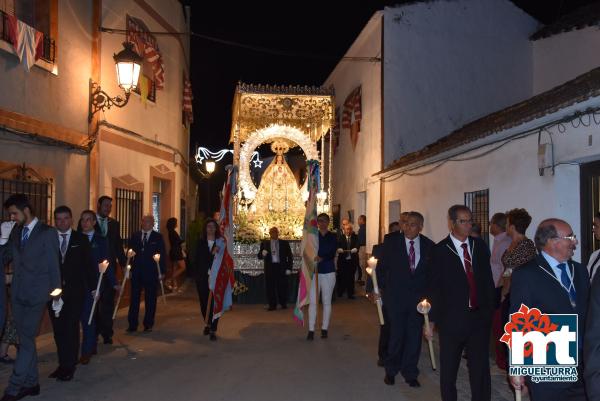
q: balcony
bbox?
[0,9,55,64]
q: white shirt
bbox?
[57,228,72,246]
[22,217,38,239]
[587,249,600,283]
[405,235,421,268]
[450,233,472,272]
[271,240,280,263]
[207,239,215,251]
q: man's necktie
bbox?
[60,233,68,262]
[99,217,108,237]
[409,240,416,274]
[557,263,577,307]
[461,243,478,308]
[142,232,148,249]
[21,226,30,248]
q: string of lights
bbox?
[195,146,263,168]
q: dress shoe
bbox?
[348,295,356,300]
[267,306,276,311]
[20,384,40,397]
[306,331,314,341]
[103,337,113,345]
[79,354,91,365]
[57,369,74,382]
[48,367,63,378]
[144,326,153,333]
[407,379,421,388]
[203,326,210,336]
[209,332,217,341]
[384,374,395,386]
[320,329,328,339]
[377,359,384,367]
[126,327,137,333]
[280,305,287,310]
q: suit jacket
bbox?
[58,231,96,305]
[94,217,126,270]
[585,273,600,401]
[336,233,359,267]
[129,230,166,281]
[511,254,589,350]
[378,232,434,313]
[426,235,495,331]
[0,244,7,328]
[258,239,293,270]
[86,232,114,287]
[193,238,216,281]
[7,221,61,305]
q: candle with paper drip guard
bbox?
[126,248,136,265]
[417,299,437,370]
[366,257,384,325]
[50,288,63,317]
[153,253,166,304]
[89,260,109,325]
[113,264,131,320]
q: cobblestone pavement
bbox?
[0,284,523,401]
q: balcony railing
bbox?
[0,9,55,64]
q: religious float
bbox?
[227,82,335,303]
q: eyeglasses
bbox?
[553,234,577,242]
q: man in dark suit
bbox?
[336,223,359,299]
[258,227,293,310]
[424,205,495,401]
[2,194,61,401]
[585,272,600,401]
[48,206,96,382]
[95,195,126,345]
[377,212,434,388]
[127,215,166,332]
[78,210,109,364]
[511,219,588,401]
[367,221,401,367]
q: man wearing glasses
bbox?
[510,218,588,401]
[424,205,496,401]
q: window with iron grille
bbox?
[464,189,490,245]
[115,188,143,249]
[0,178,53,223]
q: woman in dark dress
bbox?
[193,219,220,341]
[166,218,186,291]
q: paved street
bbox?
[0,285,521,401]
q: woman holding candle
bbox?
[307,213,337,340]
[193,219,220,341]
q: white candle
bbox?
[417,299,436,371]
[113,264,131,320]
[366,257,384,325]
[89,260,109,325]
[153,254,166,304]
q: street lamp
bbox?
[88,42,143,122]
[205,160,216,174]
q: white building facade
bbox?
[327,0,600,262]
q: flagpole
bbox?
[205,290,213,327]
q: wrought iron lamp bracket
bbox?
[88,79,131,122]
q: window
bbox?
[464,189,490,245]
[0,0,56,63]
[0,176,53,224]
[115,188,143,249]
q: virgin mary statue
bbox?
[252,140,305,216]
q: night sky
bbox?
[188,0,595,214]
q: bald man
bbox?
[510,218,589,401]
[126,215,166,333]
